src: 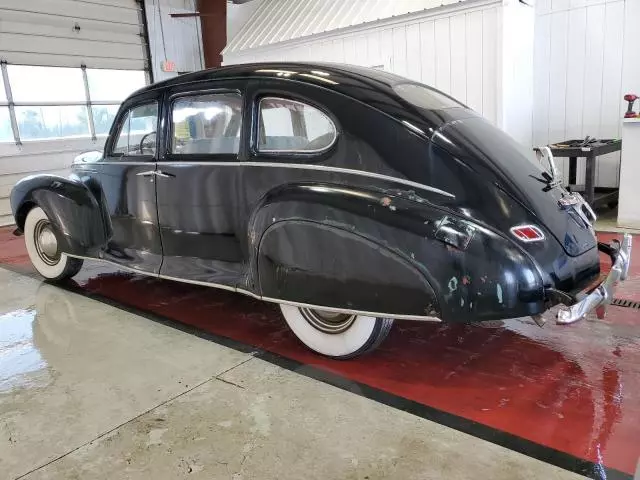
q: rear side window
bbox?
[171,93,242,155]
[393,83,463,110]
[113,102,158,156]
[257,97,336,153]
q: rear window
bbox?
[393,83,463,110]
[257,97,337,153]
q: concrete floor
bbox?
[594,206,640,234]
[0,266,586,480]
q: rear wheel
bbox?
[24,207,83,281]
[279,305,393,359]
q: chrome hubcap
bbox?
[34,220,60,265]
[300,308,356,334]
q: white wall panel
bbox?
[343,37,358,65]
[225,1,502,127]
[366,31,381,67]
[621,0,640,104]
[405,23,421,82]
[564,6,587,185]
[224,0,480,55]
[481,8,498,125]
[465,11,483,113]
[331,38,345,63]
[533,0,629,188]
[379,29,393,71]
[419,21,436,86]
[434,18,451,94]
[500,1,534,147]
[532,14,551,149]
[581,4,605,140]
[355,36,369,68]
[392,26,408,77]
[548,10,570,179]
[598,1,624,187]
[450,14,467,104]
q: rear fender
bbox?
[257,219,440,318]
[246,182,545,321]
[247,182,444,318]
[10,174,110,255]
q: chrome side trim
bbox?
[66,254,152,276]
[260,295,441,322]
[76,161,153,166]
[157,272,239,294]
[65,254,442,322]
[158,161,455,199]
[74,161,454,198]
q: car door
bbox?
[154,82,247,286]
[75,91,163,273]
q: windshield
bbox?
[393,83,464,111]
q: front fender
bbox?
[11,174,110,255]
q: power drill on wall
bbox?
[624,93,638,118]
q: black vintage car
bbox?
[10,63,632,358]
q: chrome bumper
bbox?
[557,233,632,324]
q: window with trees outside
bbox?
[0,64,146,143]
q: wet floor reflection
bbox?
[63,266,640,476]
[0,281,85,394]
[0,308,48,393]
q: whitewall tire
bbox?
[24,207,83,281]
[279,305,394,359]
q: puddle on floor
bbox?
[0,308,49,393]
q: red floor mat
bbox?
[1,227,639,476]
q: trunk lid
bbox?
[432,116,597,256]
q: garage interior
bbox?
[1,0,639,479]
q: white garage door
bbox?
[0,0,148,70]
[0,0,150,225]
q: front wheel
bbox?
[279,305,393,359]
[24,207,83,281]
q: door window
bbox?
[112,102,158,156]
[171,93,242,155]
[257,97,337,153]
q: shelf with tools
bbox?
[547,138,622,209]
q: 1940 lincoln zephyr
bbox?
[10,63,632,358]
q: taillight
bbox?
[510,225,545,242]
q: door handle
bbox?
[135,170,175,178]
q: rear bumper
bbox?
[556,233,632,324]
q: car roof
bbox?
[135,62,410,106]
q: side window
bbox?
[171,93,242,155]
[257,97,336,153]
[112,102,158,156]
